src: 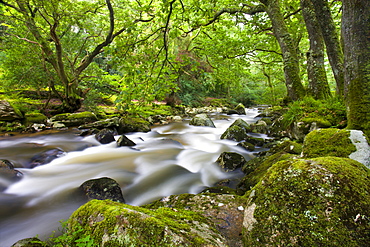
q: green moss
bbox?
[118,117,151,133]
[24,112,47,124]
[243,157,370,246]
[238,152,295,192]
[64,199,224,246]
[281,97,346,129]
[302,129,356,158]
[301,117,332,128]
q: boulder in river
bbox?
[117,134,136,147]
[95,128,116,144]
[0,159,23,191]
[79,177,125,203]
[189,113,216,127]
[27,148,65,168]
[220,118,251,142]
[66,199,228,246]
[216,152,247,172]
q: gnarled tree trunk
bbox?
[310,0,344,97]
[342,0,370,135]
[301,0,331,100]
[260,0,306,101]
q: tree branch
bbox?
[0,0,20,11]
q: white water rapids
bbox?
[0,108,263,246]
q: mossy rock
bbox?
[118,117,151,134]
[243,157,370,246]
[145,193,248,246]
[301,117,332,128]
[216,152,247,172]
[189,113,215,127]
[65,199,228,246]
[51,111,98,127]
[238,152,295,192]
[220,118,251,141]
[234,103,246,115]
[11,237,47,247]
[268,140,303,155]
[24,112,47,125]
[302,128,356,158]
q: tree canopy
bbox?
[0,0,369,133]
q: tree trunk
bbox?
[310,0,344,97]
[301,0,331,100]
[342,0,370,135]
[260,0,306,101]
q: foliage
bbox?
[47,220,98,247]
[281,96,346,129]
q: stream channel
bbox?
[0,108,264,246]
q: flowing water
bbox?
[0,108,264,246]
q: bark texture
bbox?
[301,0,331,100]
[310,0,344,97]
[342,0,370,135]
[260,0,306,101]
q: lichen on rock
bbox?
[243,157,370,246]
[66,199,228,246]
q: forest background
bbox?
[0,0,368,135]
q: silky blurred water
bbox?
[0,108,262,246]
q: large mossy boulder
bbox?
[243,157,370,246]
[237,152,295,192]
[302,128,370,168]
[50,111,98,127]
[66,199,228,246]
[189,113,215,127]
[220,118,251,142]
[146,193,248,247]
[118,117,151,133]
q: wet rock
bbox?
[189,113,216,127]
[79,177,125,203]
[245,135,265,147]
[117,134,136,147]
[11,237,47,247]
[216,152,247,172]
[221,118,251,141]
[250,120,269,134]
[237,141,255,151]
[0,100,23,121]
[67,199,228,246]
[234,103,246,115]
[146,193,248,247]
[0,159,23,191]
[243,157,370,246]
[95,128,116,144]
[27,148,65,168]
[227,103,246,115]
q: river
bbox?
[0,108,263,246]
